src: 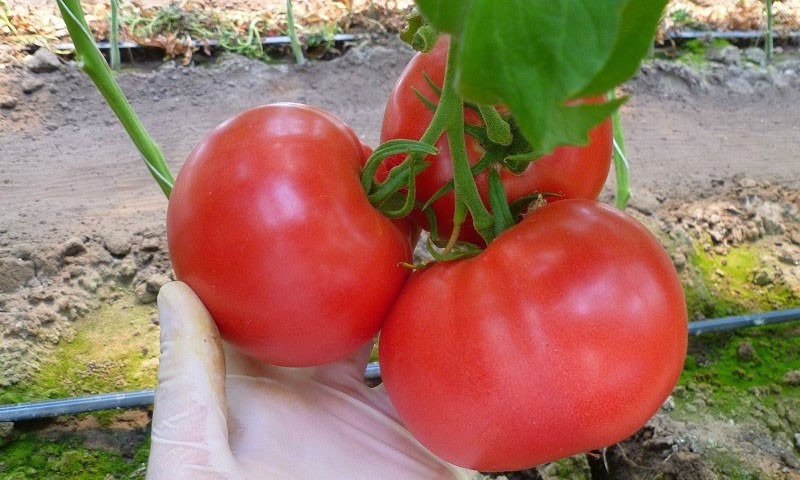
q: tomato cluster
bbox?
[166,41,687,472]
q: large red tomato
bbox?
[380,37,613,245]
[379,199,687,471]
[167,103,412,367]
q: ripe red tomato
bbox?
[167,103,412,367]
[379,199,687,471]
[380,37,613,245]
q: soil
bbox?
[1,36,800,479]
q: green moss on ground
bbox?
[673,241,800,448]
[0,296,159,405]
[687,244,797,318]
[0,294,157,479]
[0,432,149,479]
[678,322,800,419]
[674,38,733,66]
[704,449,764,480]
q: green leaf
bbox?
[576,1,668,97]
[415,0,667,154]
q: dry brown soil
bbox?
[1,39,799,247]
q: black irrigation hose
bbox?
[666,29,800,41]
[1,307,799,423]
[47,29,800,53]
[52,33,359,52]
[688,307,800,335]
[0,389,155,423]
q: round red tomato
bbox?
[380,36,613,245]
[379,199,687,471]
[167,103,412,367]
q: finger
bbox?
[147,281,238,479]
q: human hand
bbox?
[146,281,474,480]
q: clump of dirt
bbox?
[0,228,172,388]
[658,179,800,303]
[605,412,800,479]
[630,54,800,99]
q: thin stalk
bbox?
[363,50,455,202]
[109,0,120,71]
[442,40,494,243]
[477,104,512,146]
[609,89,630,210]
[57,0,174,197]
[766,0,774,63]
[363,38,495,245]
[286,0,305,64]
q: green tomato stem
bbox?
[366,35,502,245]
[766,0,774,63]
[109,0,120,71]
[609,89,630,210]
[57,0,174,198]
[441,39,495,244]
[286,0,305,65]
[477,104,512,146]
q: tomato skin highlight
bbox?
[379,199,688,471]
[380,37,613,244]
[167,103,412,367]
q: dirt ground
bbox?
[1,37,799,244]
[1,35,800,479]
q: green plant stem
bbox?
[57,0,174,198]
[363,37,495,245]
[477,104,512,146]
[609,89,630,210]
[442,40,494,244]
[286,0,305,64]
[765,0,774,63]
[109,0,120,71]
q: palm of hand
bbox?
[146,282,472,480]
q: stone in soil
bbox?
[59,237,86,259]
[707,45,742,66]
[0,258,36,294]
[737,341,757,362]
[21,78,45,94]
[25,48,61,73]
[628,187,662,216]
[103,233,132,258]
[0,95,18,109]
[743,47,768,67]
[784,370,800,387]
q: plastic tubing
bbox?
[1,307,798,422]
[53,33,358,52]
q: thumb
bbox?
[147,281,237,479]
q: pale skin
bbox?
[146,281,475,480]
